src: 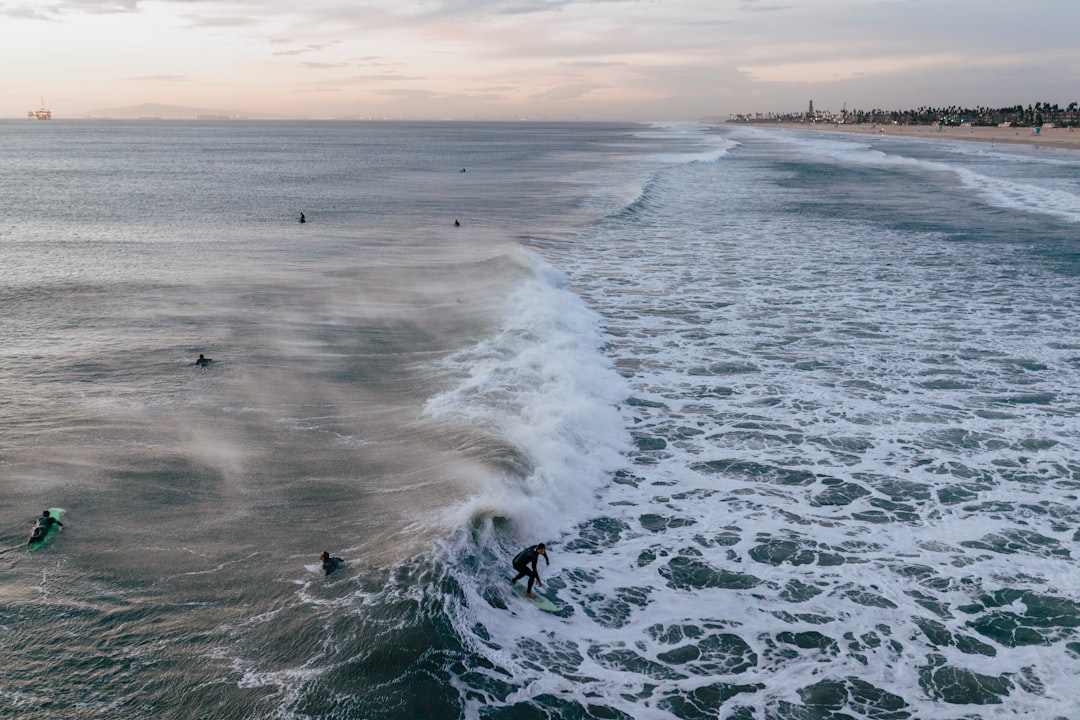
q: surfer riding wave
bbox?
[509,543,548,597]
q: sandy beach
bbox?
[749,121,1080,150]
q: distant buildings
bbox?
[729,101,1080,128]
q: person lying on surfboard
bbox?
[320,551,344,575]
[509,543,548,598]
[26,510,63,547]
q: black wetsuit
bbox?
[28,515,62,545]
[322,556,344,575]
[510,545,544,593]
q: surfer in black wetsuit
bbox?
[195,354,212,368]
[299,212,306,224]
[320,551,344,575]
[27,510,63,547]
[509,543,548,597]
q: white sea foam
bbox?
[424,248,633,542]
[764,127,1080,224]
[566,122,738,221]
[446,124,1080,719]
[953,167,1080,224]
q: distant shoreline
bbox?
[730,121,1080,150]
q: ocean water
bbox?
[2,119,1080,720]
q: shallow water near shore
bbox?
[2,120,1080,719]
[756,119,1080,151]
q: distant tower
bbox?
[808,100,814,118]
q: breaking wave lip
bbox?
[932,139,1080,168]
[422,247,632,543]
[952,167,1080,224]
[639,121,740,165]
[600,124,739,223]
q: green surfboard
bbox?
[27,508,64,552]
[513,584,557,612]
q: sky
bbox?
[2,0,1078,121]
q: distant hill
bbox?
[82,103,282,120]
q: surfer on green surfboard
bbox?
[509,543,549,598]
[26,509,63,549]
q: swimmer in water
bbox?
[320,551,344,575]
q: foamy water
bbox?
[441,126,1080,719]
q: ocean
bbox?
[2,119,1079,720]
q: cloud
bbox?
[2,0,140,16]
[271,40,338,56]
[374,88,442,100]
[350,56,402,68]
[369,86,508,109]
[739,0,794,12]
[273,47,314,57]
[181,14,260,28]
[409,0,573,20]
[291,86,344,94]
[742,53,970,85]
[77,0,140,12]
[459,92,505,103]
[1,4,56,20]
[529,82,605,102]
[559,60,628,68]
[130,74,189,82]
[339,72,430,84]
[492,0,575,16]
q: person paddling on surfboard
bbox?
[320,551,344,575]
[509,543,548,598]
[27,510,63,547]
[195,354,212,368]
